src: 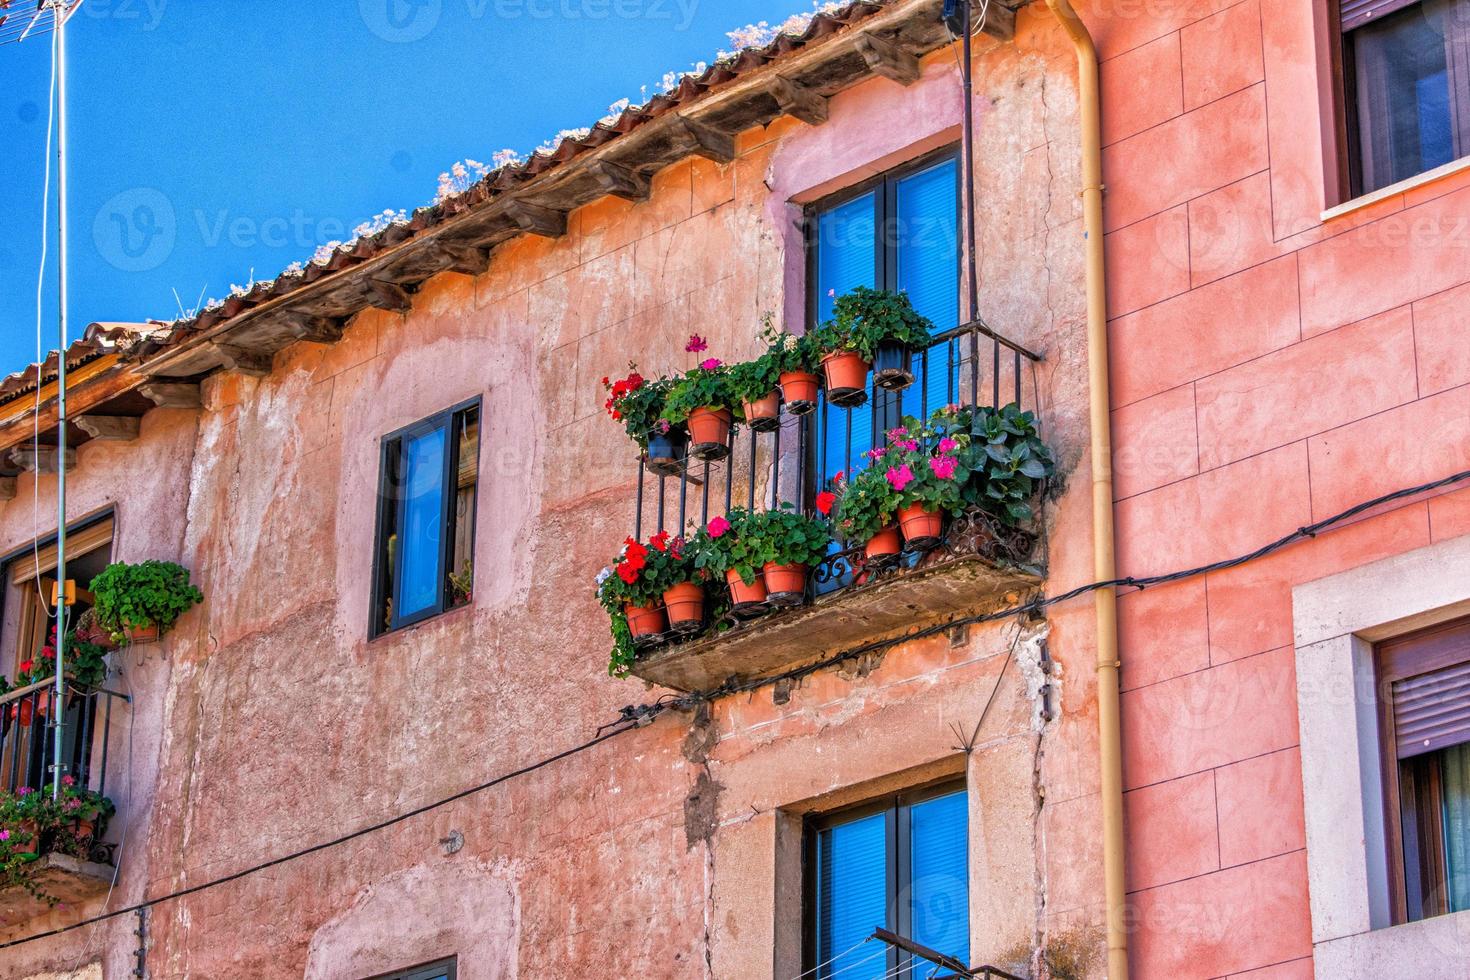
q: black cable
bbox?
[0,721,640,951]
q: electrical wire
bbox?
[788,937,874,980]
[0,720,641,951]
[27,1,57,622]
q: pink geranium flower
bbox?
[708,516,732,538]
[938,437,957,453]
[685,334,708,353]
[700,358,723,371]
[930,456,958,480]
[865,447,886,461]
[885,464,914,491]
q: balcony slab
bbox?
[0,853,114,928]
[630,554,1040,692]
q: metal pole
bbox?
[51,0,70,799]
[960,1,981,407]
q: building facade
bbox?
[0,0,1466,978]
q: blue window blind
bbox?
[896,159,960,422]
[812,785,969,978]
[816,192,877,322]
[817,812,889,979]
[908,790,970,966]
[396,426,447,621]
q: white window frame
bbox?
[1292,531,1470,976]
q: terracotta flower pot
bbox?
[624,602,667,640]
[864,526,903,560]
[645,427,689,477]
[662,582,706,630]
[821,351,871,407]
[898,502,944,547]
[124,623,160,645]
[725,568,768,607]
[762,561,808,596]
[742,391,781,433]
[687,407,733,460]
[779,371,821,415]
[873,340,915,391]
[77,621,117,651]
[10,698,32,727]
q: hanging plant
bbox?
[90,560,204,645]
[662,358,744,460]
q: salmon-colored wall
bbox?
[0,10,1119,978]
[1093,0,1470,976]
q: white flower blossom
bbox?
[596,567,613,586]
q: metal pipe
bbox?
[1041,0,1126,975]
[51,0,71,800]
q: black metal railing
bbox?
[628,320,1043,641]
[0,677,125,812]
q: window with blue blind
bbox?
[807,783,970,979]
[371,400,481,636]
[807,150,960,486]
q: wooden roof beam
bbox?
[503,200,569,239]
[211,343,273,377]
[281,314,346,344]
[435,242,492,277]
[770,75,830,125]
[365,279,414,314]
[855,32,921,85]
[74,415,141,442]
[672,116,737,164]
[586,159,651,202]
[139,382,202,409]
[11,446,75,474]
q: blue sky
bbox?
[0,0,816,376]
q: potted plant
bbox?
[813,287,935,404]
[603,366,686,476]
[73,608,115,651]
[753,317,822,417]
[90,560,204,645]
[830,464,905,560]
[649,529,710,632]
[948,403,1056,526]
[729,354,782,433]
[698,510,774,608]
[597,536,668,676]
[869,418,971,548]
[662,357,744,461]
[739,504,831,601]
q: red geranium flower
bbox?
[815,491,837,516]
[650,531,672,552]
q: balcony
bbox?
[0,678,125,927]
[622,320,1045,693]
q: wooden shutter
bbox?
[1341,0,1421,32]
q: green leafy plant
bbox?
[602,366,676,449]
[739,505,832,567]
[727,354,783,405]
[868,416,973,517]
[662,358,746,425]
[812,286,935,361]
[90,560,204,643]
[830,465,903,543]
[12,625,108,690]
[936,403,1055,525]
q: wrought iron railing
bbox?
[628,320,1043,644]
[0,677,126,863]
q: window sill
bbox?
[368,600,474,644]
[1321,156,1470,223]
[1314,909,1470,977]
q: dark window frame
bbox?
[1375,613,1470,924]
[366,957,457,980]
[801,776,967,978]
[369,397,481,638]
[1335,0,1470,198]
[801,143,962,333]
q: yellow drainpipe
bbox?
[1040,1,1128,976]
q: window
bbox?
[1341,0,1470,195]
[367,958,456,980]
[805,781,969,979]
[371,401,480,636]
[806,149,960,481]
[1376,614,1470,923]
